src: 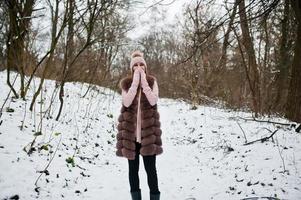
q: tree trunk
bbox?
[286,0,301,122]
[56,0,75,121]
[207,1,238,93]
[6,30,19,98]
[6,0,34,99]
[29,0,67,111]
[238,0,261,116]
[274,0,290,111]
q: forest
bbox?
[0,0,300,122]
[0,0,301,200]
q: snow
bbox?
[0,71,300,200]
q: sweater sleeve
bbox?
[142,80,159,106]
[121,71,140,107]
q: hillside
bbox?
[0,72,300,200]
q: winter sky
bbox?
[31,0,226,55]
[126,0,227,39]
[126,0,190,39]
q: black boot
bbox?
[150,193,160,200]
[131,190,141,200]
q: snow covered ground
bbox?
[0,71,300,200]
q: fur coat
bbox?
[116,75,163,160]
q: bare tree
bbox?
[286,0,301,122]
[273,0,290,111]
[55,0,130,120]
[6,0,35,98]
[29,0,69,111]
[238,0,261,116]
[0,1,7,70]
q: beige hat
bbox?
[130,50,147,73]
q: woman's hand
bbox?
[135,67,143,73]
[138,68,148,88]
[132,68,140,87]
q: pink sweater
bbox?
[121,71,159,143]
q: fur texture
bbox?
[116,75,163,160]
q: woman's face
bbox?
[133,62,145,71]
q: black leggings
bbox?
[128,142,160,194]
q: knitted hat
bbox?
[130,50,147,73]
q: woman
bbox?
[116,50,163,200]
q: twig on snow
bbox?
[236,121,248,143]
[243,129,279,146]
[238,116,292,126]
[275,135,287,174]
[34,134,62,186]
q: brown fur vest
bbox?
[116,75,163,160]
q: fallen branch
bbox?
[243,129,279,146]
[238,116,292,126]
